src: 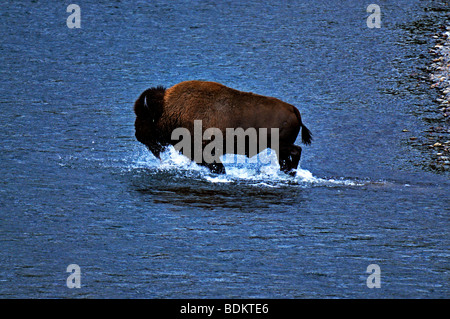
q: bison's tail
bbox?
[293,107,312,145]
[301,123,312,145]
[134,86,166,122]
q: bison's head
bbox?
[134,86,166,157]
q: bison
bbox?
[134,80,312,175]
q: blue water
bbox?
[0,0,449,298]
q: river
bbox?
[0,0,448,298]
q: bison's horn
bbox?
[144,96,148,108]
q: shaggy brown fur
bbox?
[134,80,311,174]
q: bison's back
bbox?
[164,81,234,129]
[163,81,299,137]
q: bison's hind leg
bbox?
[278,144,302,176]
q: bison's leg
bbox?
[194,141,226,174]
[147,143,165,160]
[200,161,226,174]
[278,144,302,176]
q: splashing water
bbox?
[130,146,367,187]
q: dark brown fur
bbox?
[134,80,311,174]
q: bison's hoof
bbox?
[211,165,226,174]
[287,170,297,177]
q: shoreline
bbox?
[421,26,450,172]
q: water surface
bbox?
[0,0,449,298]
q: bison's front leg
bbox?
[200,161,226,174]
[278,145,302,176]
[197,141,226,174]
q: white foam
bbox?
[205,176,232,183]
[129,146,366,187]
